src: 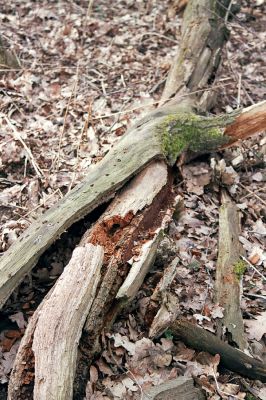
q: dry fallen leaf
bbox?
[245,312,266,341]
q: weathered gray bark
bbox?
[3,0,266,397]
[8,160,177,399]
[215,191,248,350]
[8,244,103,400]
[170,319,266,383]
[161,0,230,110]
[0,101,265,312]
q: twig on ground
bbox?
[239,183,266,206]
[240,255,266,282]
[3,115,44,178]
[53,61,80,171]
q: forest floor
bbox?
[0,0,265,399]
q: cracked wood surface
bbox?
[215,191,248,350]
[8,243,103,400]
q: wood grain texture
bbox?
[161,0,231,111]
[8,243,103,400]
[215,191,247,350]
[224,100,266,143]
[32,244,103,400]
[0,117,163,309]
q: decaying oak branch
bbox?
[8,161,178,399]
[74,161,177,398]
[215,191,247,350]
[170,319,266,383]
[161,0,231,110]
[8,244,103,400]
[0,102,265,311]
[3,0,266,398]
[1,0,266,311]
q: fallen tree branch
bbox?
[161,0,231,110]
[149,280,266,382]
[74,161,177,398]
[169,319,266,383]
[8,243,103,400]
[215,191,247,350]
[1,100,265,310]
[4,0,266,397]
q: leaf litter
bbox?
[0,0,265,398]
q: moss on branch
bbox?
[158,111,240,164]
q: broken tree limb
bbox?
[169,319,266,383]
[161,0,231,110]
[0,0,264,310]
[215,191,248,350]
[8,160,178,399]
[74,160,178,398]
[1,100,265,310]
[224,100,266,144]
[0,117,163,309]
[3,0,266,397]
[8,243,103,400]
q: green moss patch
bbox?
[158,112,237,164]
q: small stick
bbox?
[240,255,266,282]
[4,116,44,178]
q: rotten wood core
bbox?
[74,161,176,398]
[7,161,178,399]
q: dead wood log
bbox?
[0,0,265,311]
[74,160,178,398]
[8,161,177,399]
[0,102,265,311]
[161,0,230,110]
[215,191,247,350]
[149,288,266,382]
[8,244,103,400]
[150,315,266,383]
[3,0,266,397]
[169,319,266,383]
